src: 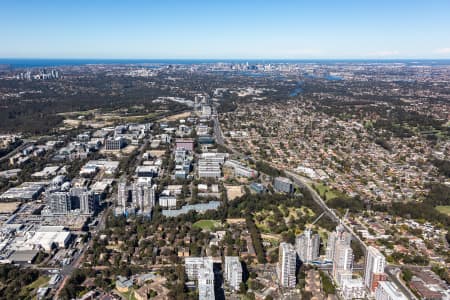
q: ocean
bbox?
[1,58,450,69]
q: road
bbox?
[0,140,35,163]
[386,266,419,300]
[213,109,418,299]
[285,170,368,253]
[212,109,225,146]
[54,205,111,299]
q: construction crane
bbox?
[342,208,349,223]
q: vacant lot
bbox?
[0,202,21,214]
[159,111,191,122]
[436,206,450,216]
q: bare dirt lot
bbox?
[225,185,244,201]
[0,202,21,214]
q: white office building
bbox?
[326,224,351,261]
[71,187,96,215]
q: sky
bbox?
[1,0,450,59]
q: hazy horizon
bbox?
[2,1,450,59]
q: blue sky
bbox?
[1,0,450,59]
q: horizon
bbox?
[1,1,450,59]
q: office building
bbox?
[364,246,387,293]
[201,105,212,117]
[277,242,297,288]
[326,224,351,261]
[375,281,408,300]
[48,192,71,214]
[295,229,320,264]
[132,182,155,210]
[200,152,228,164]
[175,139,194,151]
[158,196,177,208]
[198,262,215,300]
[185,257,215,300]
[105,137,125,151]
[198,159,221,178]
[333,243,353,286]
[224,256,242,291]
[328,224,354,286]
[135,165,159,177]
[224,160,258,178]
[70,187,96,215]
[118,181,128,209]
[273,177,294,193]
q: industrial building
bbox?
[0,182,46,201]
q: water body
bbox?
[1,58,450,69]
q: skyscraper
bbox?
[332,242,354,286]
[295,229,320,264]
[328,224,354,286]
[118,181,128,213]
[132,181,155,210]
[224,256,243,291]
[326,223,350,261]
[277,242,297,288]
[364,246,387,293]
[184,257,215,300]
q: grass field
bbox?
[19,276,49,298]
[118,289,137,300]
[436,206,450,216]
[192,219,221,231]
[313,183,342,201]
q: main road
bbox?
[213,108,418,300]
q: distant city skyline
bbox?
[1,0,450,59]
